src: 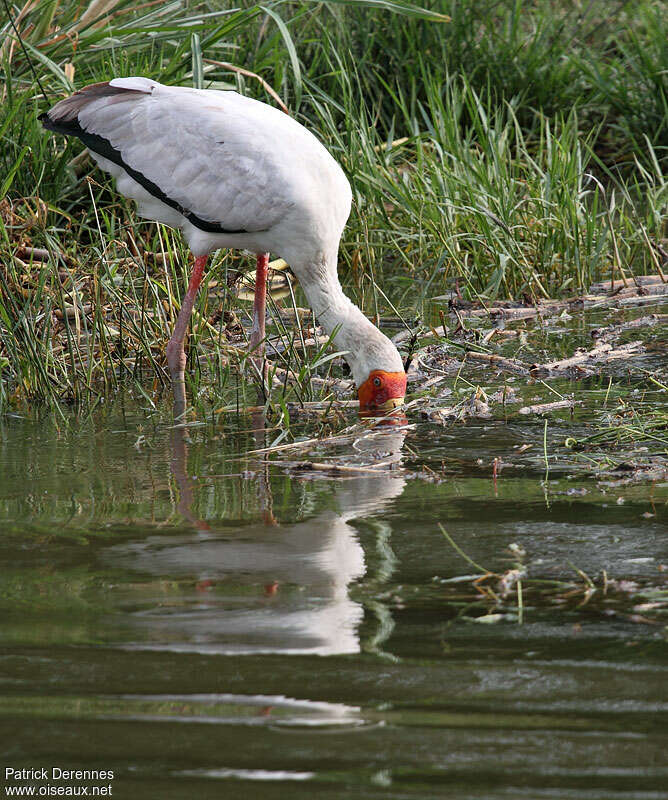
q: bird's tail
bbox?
[39,78,154,136]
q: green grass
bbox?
[0,0,666,412]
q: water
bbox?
[0,398,665,800]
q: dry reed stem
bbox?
[518,399,581,415]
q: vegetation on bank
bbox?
[0,0,666,412]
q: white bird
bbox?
[40,77,407,413]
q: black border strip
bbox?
[40,113,252,235]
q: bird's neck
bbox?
[289,249,394,387]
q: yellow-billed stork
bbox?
[40,77,406,413]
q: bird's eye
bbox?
[373,376,382,387]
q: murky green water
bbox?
[0,397,666,800]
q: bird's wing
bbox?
[43,78,304,233]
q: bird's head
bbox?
[357,369,407,414]
[344,320,407,414]
[322,301,407,415]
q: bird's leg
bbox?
[249,252,269,385]
[166,254,207,417]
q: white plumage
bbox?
[42,78,406,406]
[85,77,349,256]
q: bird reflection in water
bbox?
[109,407,407,658]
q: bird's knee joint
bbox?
[166,342,186,373]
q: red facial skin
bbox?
[357,370,407,414]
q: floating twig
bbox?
[464,351,530,376]
[591,314,668,342]
[518,399,581,415]
[530,341,644,376]
[589,274,666,294]
[273,459,399,475]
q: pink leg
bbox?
[249,252,269,381]
[166,254,207,416]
